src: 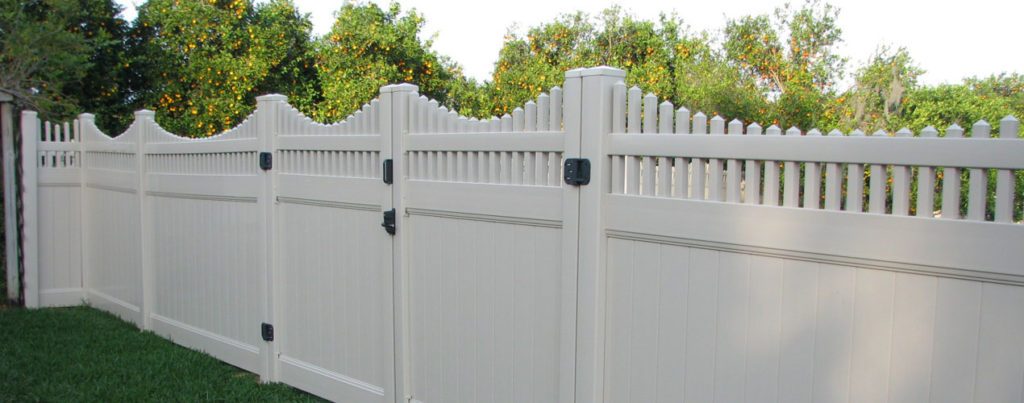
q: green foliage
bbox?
[724,0,845,128]
[490,12,593,116]
[4,0,1022,144]
[896,84,1020,133]
[836,46,924,132]
[312,2,461,122]
[0,0,104,122]
[671,29,767,122]
[131,0,316,137]
[489,7,764,122]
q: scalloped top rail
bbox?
[279,98,382,136]
[69,96,387,143]
[409,87,564,134]
[51,81,566,143]
[145,109,261,143]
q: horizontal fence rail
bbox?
[14,66,1024,403]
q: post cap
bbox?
[565,66,626,78]
[256,94,288,102]
[380,83,419,93]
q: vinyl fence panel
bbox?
[274,92,397,402]
[401,79,580,403]
[16,66,1024,403]
[80,113,143,325]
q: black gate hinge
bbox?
[261,323,274,341]
[259,152,272,170]
[383,159,393,184]
[382,208,396,235]
[563,158,591,186]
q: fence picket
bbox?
[783,127,801,207]
[846,129,865,212]
[803,129,823,209]
[640,93,657,196]
[916,127,938,217]
[673,107,690,199]
[538,95,550,132]
[892,128,913,215]
[692,112,708,200]
[824,129,843,210]
[868,130,888,214]
[726,119,743,203]
[708,116,725,202]
[968,121,991,220]
[763,125,782,206]
[744,123,763,204]
[996,116,1019,222]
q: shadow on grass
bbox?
[0,305,325,402]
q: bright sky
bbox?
[113,0,1022,87]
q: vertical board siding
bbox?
[408,215,562,403]
[84,187,142,313]
[603,238,1024,403]
[151,197,261,349]
[277,202,389,393]
[37,186,82,302]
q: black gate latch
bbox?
[563,158,591,186]
[259,152,272,170]
[382,209,396,235]
[382,159,393,184]
[261,323,274,341]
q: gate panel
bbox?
[400,81,580,403]
[273,97,394,402]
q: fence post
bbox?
[571,66,626,403]
[255,94,285,382]
[380,82,417,403]
[20,111,38,308]
[132,110,155,329]
[1,94,17,302]
[77,113,92,309]
[559,70,583,403]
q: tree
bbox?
[894,84,1019,133]
[54,0,132,134]
[724,0,845,129]
[490,12,593,117]
[669,26,767,123]
[964,73,1024,118]
[0,0,117,122]
[131,0,316,137]
[312,2,465,122]
[489,7,764,122]
[836,46,923,132]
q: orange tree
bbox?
[130,0,316,137]
[489,7,765,123]
[723,0,846,129]
[312,2,479,122]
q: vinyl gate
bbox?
[16,66,1024,403]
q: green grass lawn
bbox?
[0,305,323,402]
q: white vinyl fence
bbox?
[16,66,1024,403]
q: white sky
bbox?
[113,0,1022,87]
